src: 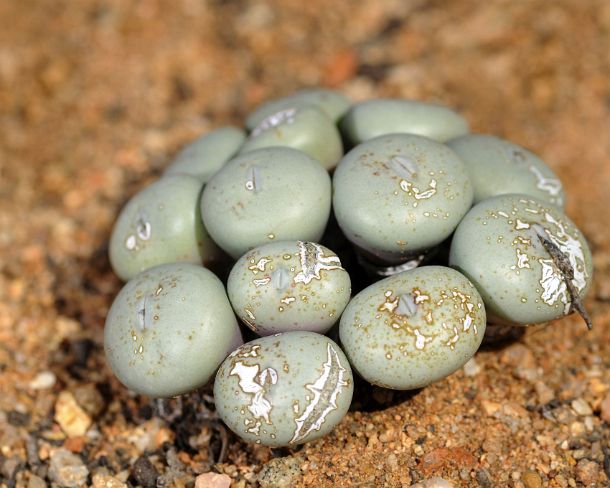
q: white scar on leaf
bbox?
[290,344,348,444]
[293,242,343,285]
[230,362,278,435]
[529,166,563,205]
[251,108,298,137]
[399,179,437,200]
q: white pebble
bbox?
[409,477,455,488]
[463,357,481,376]
[28,371,57,390]
[571,398,593,416]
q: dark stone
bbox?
[26,435,40,467]
[71,339,95,368]
[131,456,158,488]
[356,63,392,82]
[378,16,405,37]
[172,76,193,102]
[138,404,153,420]
[7,411,30,427]
[476,469,493,488]
[1,456,22,481]
[464,387,478,400]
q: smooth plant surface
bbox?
[201,147,332,259]
[240,106,343,170]
[109,174,220,281]
[333,133,473,263]
[449,194,593,326]
[164,126,246,183]
[103,89,593,451]
[104,263,242,397]
[245,88,351,130]
[339,98,469,146]
[340,266,486,390]
[227,240,351,335]
[448,134,565,208]
[214,331,354,447]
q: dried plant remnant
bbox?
[536,230,592,330]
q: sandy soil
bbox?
[1,1,609,487]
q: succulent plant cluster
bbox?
[104,89,593,447]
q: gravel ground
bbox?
[1,1,610,487]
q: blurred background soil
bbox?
[1,0,610,487]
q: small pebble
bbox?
[571,398,593,416]
[64,436,86,453]
[115,470,130,483]
[131,456,158,488]
[501,343,536,369]
[386,453,399,470]
[463,357,481,377]
[575,459,599,485]
[534,381,555,405]
[600,393,610,423]
[26,436,40,467]
[7,410,30,426]
[409,477,454,488]
[591,440,603,459]
[27,475,47,488]
[570,421,585,436]
[257,457,302,488]
[572,449,586,460]
[476,469,493,488]
[194,472,232,488]
[49,448,89,488]
[481,400,501,416]
[72,384,105,417]
[54,391,92,438]
[420,447,476,472]
[1,457,20,480]
[92,473,128,488]
[584,415,595,432]
[522,470,542,488]
[28,371,57,390]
